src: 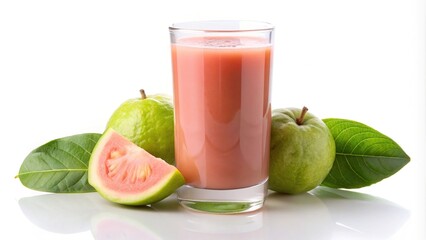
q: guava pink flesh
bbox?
[96,130,176,193]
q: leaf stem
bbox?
[296,106,309,125]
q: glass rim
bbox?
[169,20,274,33]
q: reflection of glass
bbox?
[18,188,410,239]
[91,212,161,240]
[182,211,264,239]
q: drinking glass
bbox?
[170,20,274,214]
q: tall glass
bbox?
[169,20,274,214]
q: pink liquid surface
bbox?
[172,36,272,189]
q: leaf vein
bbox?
[335,157,352,186]
[54,146,88,167]
[344,156,369,184]
[336,152,407,160]
[334,126,366,141]
[16,168,88,177]
[67,140,94,158]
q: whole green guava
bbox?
[106,90,175,165]
[269,107,335,194]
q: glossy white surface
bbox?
[10,188,410,239]
[9,189,411,240]
[1,0,425,239]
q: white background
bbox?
[1,0,425,239]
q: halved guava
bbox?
[88,128,185,206]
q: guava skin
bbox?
[107,93,175,165]
[269,108,336,194]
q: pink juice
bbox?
[172,36,272,190]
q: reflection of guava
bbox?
[263,191,334,239]
[18,193,100,234]
[90,195,183,240]
[91,212,161,240]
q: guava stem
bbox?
[296,106,309,125]
[140,89,147,100]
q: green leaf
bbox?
[16,133,101,193]
[321,118,410,189]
